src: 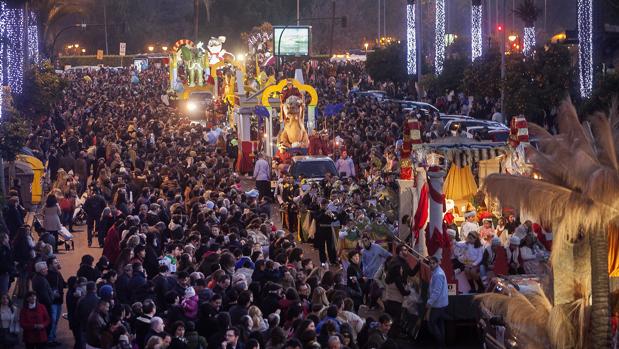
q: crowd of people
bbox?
[0,61,454,349]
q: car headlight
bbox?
[186,101,197,112]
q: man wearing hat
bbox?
[31,261,54,331]
[460,211,479,241]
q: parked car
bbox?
[385,99,441,113]
[351,90,389,101]
[289,155,338,182]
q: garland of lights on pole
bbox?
[577,0,593,97]
[523,27,535,56]
[471,4,483,62]
[406,2,416,75]
[434,0,445,74]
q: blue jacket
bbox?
[427,266,449,308]
[361,243,391,278]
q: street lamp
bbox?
[147,45,154,52]
[75,43,80,48]
[364,42,369,52]
[162,46,168,51]
[67,44,73,49]
[81,48,86,54]
[508,33,517,42]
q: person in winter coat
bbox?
[346,250,364,311]
[83,186,107,247]
[0,233,16,295]
[19,291,51,349]
[77,254,101,282]
[181,287,199,321]
[0,293,20,348]
[31,262,54,320]
[45,257,66,346]
[2,196,24,239]
[76,281,100,348]
[86,299,110,349]
[42,194,62,253]
[184,321,207,349]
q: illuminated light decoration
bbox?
[0,1,5,119]
[577,0,593,97]
[471,4,483,61]
[434,0,445,74]
[406,1,416,75]
[523,26,535,55]
[4,7,24,94]
[28,12,39,64]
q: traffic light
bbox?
[497,24,503,32]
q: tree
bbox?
[14,61,68,120]
[420,57,468,97]
[462,48,501,101]
[365,43,407,84]
[0,86,30,189]
[483,100,617,348]
[580,72,619,115]
[514,0,540,55]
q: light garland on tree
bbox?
[0,1,5,119]
[406,2,416,75]
[577,0,593,97]
[523,27,535,56]
[28,12,39,64]
[471,4,483,61]
[434,0,445,74]
[4,7,24,94]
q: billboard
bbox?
[273,26,311,56]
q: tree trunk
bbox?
[589,229,611,348]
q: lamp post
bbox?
[147,45,154,52]
[364,42,369,52]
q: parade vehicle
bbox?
[289,155,337,182]
[184,90,214,123]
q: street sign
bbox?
[119,42,126,56]
[96,50,104,60]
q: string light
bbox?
[577,0,593,97]
[523,27,535,56]
[471,4,483,61]
[28,12,39,64]
[4,7,24,94]
[434,0,445,74]
[406,1,416,75]
[0,1,5,119]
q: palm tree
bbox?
[193,0,215,41]
[483,100,619,347]
[514,0,539,55]
[32,0,92,55]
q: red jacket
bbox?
[20,303,50,344]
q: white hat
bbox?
[447,229,457,237]
[509,235,521,245]
[205,201,215,210]
[35,261,47,273]
[482,218,493,222]
[445,199,455,212]
[185,286,196,298]
[464,211,477,218]
[245,189,259,198]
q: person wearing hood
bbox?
[182,286,199,321]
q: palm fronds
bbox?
[514,0,540,27]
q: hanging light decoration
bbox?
[434,0,445,74]
[4,6,24,94]
[28,12,39,64]
[471,2,483,61]
[406,0,416,75]
[577,0,593,97]
[0,1,5,119]
[523,27,535,55]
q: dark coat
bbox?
[31,273,54,309]
[76,292,100,330]
[77,264,101,282]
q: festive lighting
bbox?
[28,12,39,64]
[406,2,416,75]
[4,7,24,94]
[147,45,154,52]
[471,4,483,61]
[434,0,445,74]
[577,0,593,97]
[508,34,517,42]
[0,1,5,119]
[523,27,535,55]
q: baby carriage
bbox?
[33,214,75,251]
[72,192,88,226]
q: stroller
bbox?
[33,214,75,251]
[72,192,88,226]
